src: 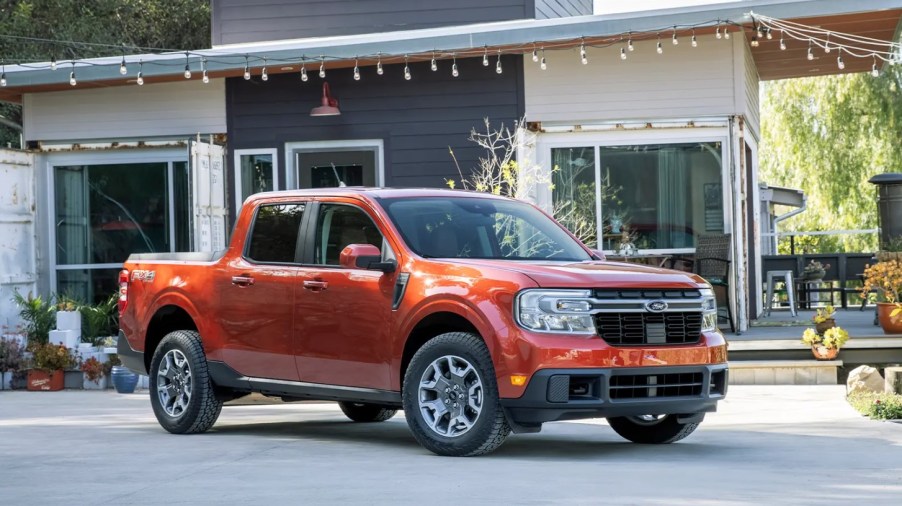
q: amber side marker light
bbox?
[510,375,528,386]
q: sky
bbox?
[593,0,736,15]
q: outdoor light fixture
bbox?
[310,82,340,116]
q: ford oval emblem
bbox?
[645,300,668,313]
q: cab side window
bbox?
[314,204,384,265]
[246,203,305,263]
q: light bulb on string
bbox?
[319,56,326,78]
[628,36,634,51]
[261,58,268,81]
[825,34,831,53]
[691,30,697,48]
[751,35,759,48]
[353,58,360,81]
[243,56,251,80]
[483,46,489,67]
[1,64,6,88]
[136,61,144,85]
[183,53,191,79]
[715,26,722,40]
[672,28,678,45]
[837,52,845,70]
[531,45,538,62]
[404,55,411,81]
[119,56,127,75]
[300,62,308,82]
[620,47,627,60]
[580,39,588,64]
[779,32,787,51]
[377,54,384,75]
[872,56,880,77]
[656,35,663,54]
[724,26,730,39]
[451,54,459,77]
[807,40,814,61]
[766,28,773,40]
[50,56,57,71]
[540,47,547,70]
[496,50,503,74]
[756,25,763,39]
[69,63,77,86]
[202,58,209,83]
[431,51,438,72]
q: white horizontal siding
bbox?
[525,34,742,123]
[23,80,226,142]
[741,38,761,140]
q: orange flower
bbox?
[861,260,902,304]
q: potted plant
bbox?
[801,327,850,360]
[55,296,82,334]
[812,305,836,334]
[12,291,56,349]
[0,337,26,390]
[802,259,829,281]
[27,343,77,391]
[80,294,118,346]
[81,356,109,390]
[861,260,902,334]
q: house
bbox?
[0,0,900,332]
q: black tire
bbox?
[338,402,398,422]
[149,330,223,434]
[402,332,511,457]
[607,414,701,444]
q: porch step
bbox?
[728,360,841,385]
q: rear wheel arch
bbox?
[144,305,199,372]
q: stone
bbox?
[885,367,902,394]
[846,365,885,395]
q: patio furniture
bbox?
[686,234,734,332]
[765,270,798,317]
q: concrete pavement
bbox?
[0,386,900,504]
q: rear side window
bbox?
[246,203,305,263]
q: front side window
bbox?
[314,204,384,265]
[246,203,305,263]
[380,197,591,261]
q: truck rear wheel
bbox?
[606,414,700,444]
[338,402,398,422]
[149,330,223,434]
[402,332,510,457]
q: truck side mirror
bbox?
[339,244,396,273]
[591,249,606,261]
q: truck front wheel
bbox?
[149,330,223,434]
[338,402,398,422]
[606,414,701,444]
[402,332,510,457]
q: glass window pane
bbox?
[246,204,305,263]
[551,147,597,248]
[57,268,119,305]
[599,142,722,250]
[239,153,274,202]
[55,163,169,265]
[173,161,192,251]
[314,204,382,265]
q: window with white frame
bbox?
[235,149,278,211]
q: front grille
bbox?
[609,372,704,400]
[595,312,703,346]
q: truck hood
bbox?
[447,259,708,289]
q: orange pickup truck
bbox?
[118,188,728,456]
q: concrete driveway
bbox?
[0,386,900,505]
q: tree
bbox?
[760,63,902,254]
[0,0,212,146]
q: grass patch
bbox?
[847,392,902,420]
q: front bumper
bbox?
[500,364,728,427]
[117,330,147,375]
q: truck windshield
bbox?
[379,196,592,261]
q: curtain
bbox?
[657,149,689,248]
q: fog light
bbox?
[510,375,528,386]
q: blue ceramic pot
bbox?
[111,366,139,394]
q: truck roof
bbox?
[244,187,514,206]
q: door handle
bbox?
[231,276,255,287]
[303,280,329,291]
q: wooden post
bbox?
[885,367,902,394]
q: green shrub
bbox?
[12,291,56,347]
[847,392,902,420]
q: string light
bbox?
[451,54,458,77]
[119,56,127,75]
[202,58,209,83]
[672,28,679,45]
[319,56,325,78]
[431,51,438,71]
[136,60,144,85]
[243,56,251,80]
[691,30,697,47]
[1,62,6,87]
[656,35,663,54]
[300,61,308,82]
[751,35,759,47]
[715,25,722,40]
[724,26,730,39]
[69,62,76,86]
[496,50,503,74]
[50,56,57,71]
[628,35,634,51]
[580,38,588,64]
[261,57,268,81]
[482,46,489,66]
[540,47,547,70]
[404,55,411,80]
[620,47,627,60]
[353,58,360,81]
[766,28,773,40]
[376,53,383,75]
[872,56,880,77]
[807,40,814,61]
[183,52,191,79]
[824,33,831,53]
[531,45,538,62]
[836,51,845,70]
[779,31,787,51]
[756,24,764,39]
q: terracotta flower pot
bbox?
[814,318,836,335]
[810,345,839,361]
[876,303,902,334]
[26,369,65,391]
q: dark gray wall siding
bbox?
[535,0,592,19]
[226,56,523,219]
[212,0,536,45]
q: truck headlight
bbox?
[515,289,596,334]
[700,287,718,332]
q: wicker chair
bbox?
[687,234,734,333]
